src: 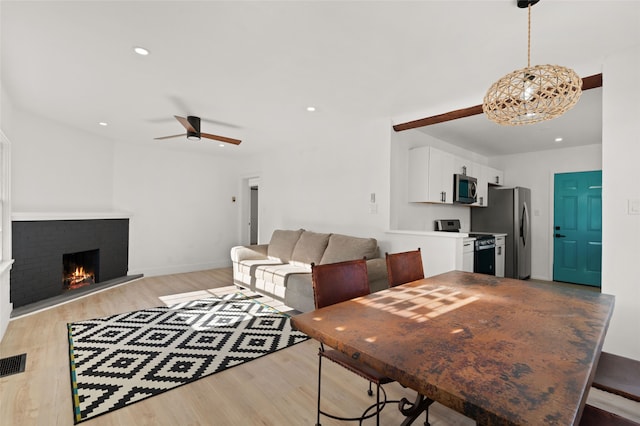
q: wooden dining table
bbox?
[290,271,615,425]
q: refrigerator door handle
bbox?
[521,202,530,247]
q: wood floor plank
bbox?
[1,268,637,425]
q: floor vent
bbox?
[0,353,27,377]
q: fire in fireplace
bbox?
[63,249,100,291]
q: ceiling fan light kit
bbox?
[483,0,582,126]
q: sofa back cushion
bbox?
[290,231,331,266]
[320,233,378,264]
[268,229,304,262]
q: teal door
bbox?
[553,171,602,287]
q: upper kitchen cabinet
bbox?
[408,146,454,203]
[486,166,504,187]
[475,165,504,207]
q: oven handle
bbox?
[476,244,496,250]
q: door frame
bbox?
[239,175,260,246]
[547,168,602,284]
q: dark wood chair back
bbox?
[385,248,424,287]
[311,259,370,309]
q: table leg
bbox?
[399,393,434,426]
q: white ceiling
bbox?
[2,1,639,157]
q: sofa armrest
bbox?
[231,244,269,263]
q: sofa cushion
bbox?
[255,263,311,287]
[267,229,304,262]
[290,231,331,266]
[320,233,378,264]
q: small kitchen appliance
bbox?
[453,172,478,204]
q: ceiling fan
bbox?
[154,115,241,145]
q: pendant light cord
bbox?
[527,3,531,68]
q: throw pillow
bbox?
[320,234,378,264]
[267,229,304,262]
[290,231,331,266]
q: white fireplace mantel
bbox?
[12,211,132,221]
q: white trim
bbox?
[0,259,14,275]
[12,211,132,221]
[128,260,232,278]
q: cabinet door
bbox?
[475,164,489,207]
[462,241,474,272]
[408,146,453,204]
[428,148,454,204]
[486,166,504,186]
[495,237,505,277]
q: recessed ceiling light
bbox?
[219,144,225,148]
[554,137,563,142]
[98,122,108,126]
[306,106,316,112]
[133,46,150,56]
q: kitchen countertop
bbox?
[387,230,507,238]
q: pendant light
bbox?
[482,0,582,126]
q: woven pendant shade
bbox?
[483,2,582,126]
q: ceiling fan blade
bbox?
[200,132,242,145]
[174,115,196,132]
[200,117,242,129]
[154,133,187,140]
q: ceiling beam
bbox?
[392,73,603,132]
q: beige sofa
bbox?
[230,229,389,312]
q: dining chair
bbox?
[311,258,394,426]
[385,248,424,287]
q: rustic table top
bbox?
[291,271,615,425]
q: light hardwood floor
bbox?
[1,268,638,425]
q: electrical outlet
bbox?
[629,199,640,215]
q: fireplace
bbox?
[11,217,131,308]
[63,249,99,291]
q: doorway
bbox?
[250,185,258,245]
[553,170,602,287]
[243,177,260,245]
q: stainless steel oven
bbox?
[470,234,496,276]
[435,220,496,276]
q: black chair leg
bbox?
[316,353,322,426]
[376,382,381,426]
[368,381,373,396]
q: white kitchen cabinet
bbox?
[486,166,504,186]
[473,164,505,207]
[495,235,505,277]
[408,146,455,204]
[462,239,474,272]
[475,165,489,207]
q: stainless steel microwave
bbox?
[454,173,478,204]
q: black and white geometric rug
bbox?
[67,292,309,424]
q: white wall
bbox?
[238,116,391,246]
[112,142,241,276]
[489,144,602,281]
[11,108,115,212]
[0,84,15,341]
[601,45,640,359]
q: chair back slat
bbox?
[385,248,424,287]
[311,259,370,309]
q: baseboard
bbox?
[129,260,232,278]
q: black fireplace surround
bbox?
[11,219,129,308]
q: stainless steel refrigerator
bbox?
[471,186,531,279]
